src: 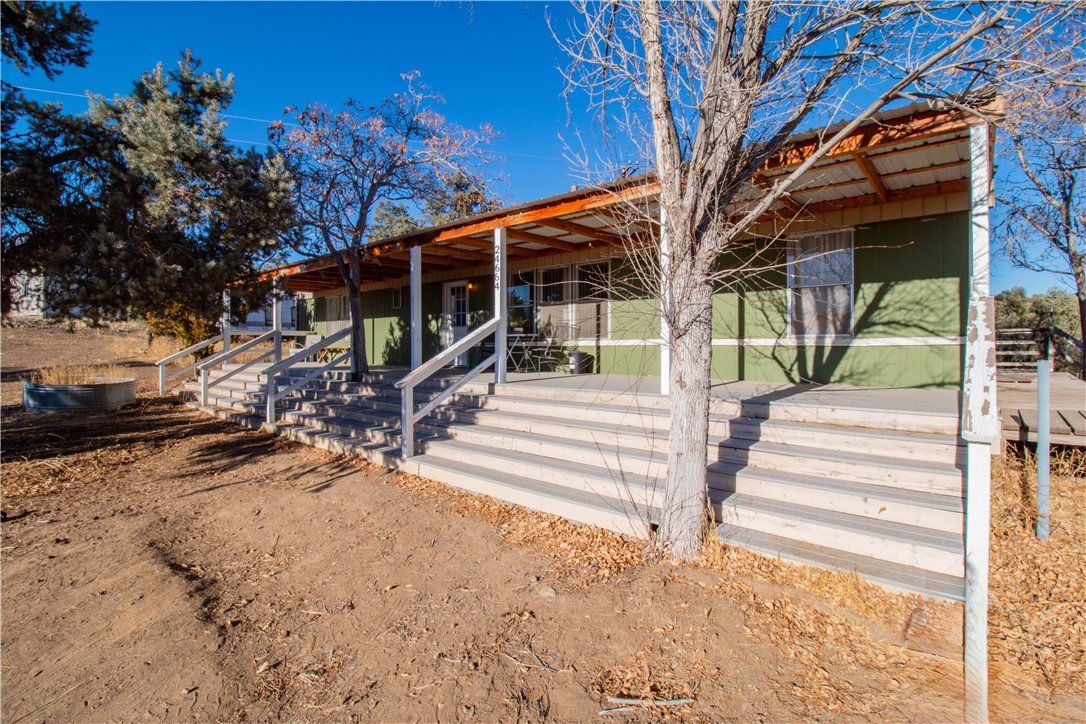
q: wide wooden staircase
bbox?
[183,364,967,601]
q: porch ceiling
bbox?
[272,99,998,294]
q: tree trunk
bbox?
[1073,252,1086,380]
[348,250,369,381]
[660,262,715,560]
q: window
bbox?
[508,271,534,334]
[788,229,853,336]
[507,262,612,340]
[392,286,403,310]
[536,267,569,339]
[573,262,609,338]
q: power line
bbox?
[11,85,297,126]
[12,85,569,162]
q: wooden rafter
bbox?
[369,180,661,257]
[533,217,627,246]
[799,178,968,216]
[852,151,889,202]
[506,228,581,252]
[752,173,805,215]
[765,103,995,171]
[437,235,548,259]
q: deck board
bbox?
[998,372,1086,447]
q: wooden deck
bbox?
[998,371,1086,447]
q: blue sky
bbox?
[2,1,1065,295]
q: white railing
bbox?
[155,329,312,396]
[263,326,352,425]
[155,333,225,395]
[197,330,279,406]
[395,317,501,457]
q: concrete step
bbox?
[432,404,673,454]
[715,523,965,600]
[448,397,964,465]
[719,417,964,466]
[416,421,668,480]
[715,494,963,577]
[191,400,652,539]
[280,407,403,448]
[707,464,963,533]
[411,456,655,538]
[715,439,963,495]
[418,437,662,507]
[487,382,958,435]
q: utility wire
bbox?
[12,84,568,161]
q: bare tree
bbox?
[555,1,1048,559]
[271,73,493,379]
[994,13,1086,372]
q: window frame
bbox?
[786,228,855,339]
[509,260,612,340]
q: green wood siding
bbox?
[302,211,968,388]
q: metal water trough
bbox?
[23,378,137,413]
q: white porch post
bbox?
[494,227,508,384]
[659,207,671,396]
[271,278,283,364]
[410,245,422,369]
[963,120,998,724]
[221,289,231,354]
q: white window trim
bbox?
[786,227,855,339]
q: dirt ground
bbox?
[1,321,1082,722]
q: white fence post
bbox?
[1036,353,1051,541]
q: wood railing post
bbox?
[494,227,507,384]
[402,386,414,457]
[962,120,997,724]
[272,280,283,364]
[411,246,422,370]
[200,367,209,407]
[158,365,166,396]
[266,374,275,425]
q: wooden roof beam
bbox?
[369,180,661,257]
[506,228,582,252]
[852,151,889,202]
[533,218,628,246]
[765,103,997,172]
[433,235,548,259]
[753,173,805,215]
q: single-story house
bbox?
[172,101,999,639]
[273,100,994,392]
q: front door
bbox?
[442,280,469,366]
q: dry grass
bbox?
[33,364,132,385]
[989,447,1086,694]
